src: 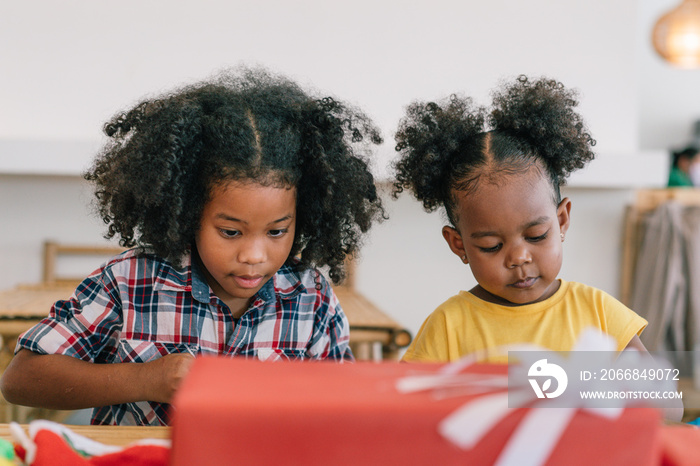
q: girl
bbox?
[0,67,385,425]
[393,76,648,363]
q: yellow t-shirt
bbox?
[402,280,648,362]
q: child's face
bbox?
[442,166,571,306]
[195,180,296,317]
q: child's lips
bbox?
[510,277,537,289]
[234,275,264,289]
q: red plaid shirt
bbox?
[17,249,352,425]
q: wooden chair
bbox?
[42,240,126,287]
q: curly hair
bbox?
[393,75,596,225]
[84,67,385,283]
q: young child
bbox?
[393,76,649,363]
[0,68,385,426]
[668,145,700,187]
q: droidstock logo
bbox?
[528,358,568,398]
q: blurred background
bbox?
[1,0,699,344]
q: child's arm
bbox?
[624,335,684,422]
[0,349,194,410]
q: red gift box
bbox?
[170,358,662,465]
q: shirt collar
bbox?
[190,259,212,304]
[256,278,275,302]
[150,252,210,305]
[191,258,288,306]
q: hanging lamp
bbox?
[652,0,700,68]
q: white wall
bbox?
[1,0,640,174]
[0,174,114,281]
[0,0,694,340]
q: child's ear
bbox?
[557,197,572,237]
[442,226,468,264]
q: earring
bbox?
[560,233,565,242]
[461,255,467,262]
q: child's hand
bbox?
[144,353,196,403]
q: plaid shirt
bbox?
[17,249,352,426]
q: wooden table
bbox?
[0,284,75,316]
[334,286,412,360]
[0,285,73,316]
[0,423,170,446]
[0,285,73,366]
[0,285,75,365]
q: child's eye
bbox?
[269,228,288,238]
[220,229,240,238]
[527,232,549,242]
[479,244,502,253]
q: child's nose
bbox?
[238,237,266,265]
[506,244,532,268]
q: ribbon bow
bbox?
[396,328,677,466]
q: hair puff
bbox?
[393,95,487,213]
[489,75,596,184]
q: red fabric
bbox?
[90,445,169,466]
[26,429,168,466]
[170,358,663,465]
[31,430,90,466]
[659,425,700,466]
[14,444,26,462]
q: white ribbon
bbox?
[397,327,677,465]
